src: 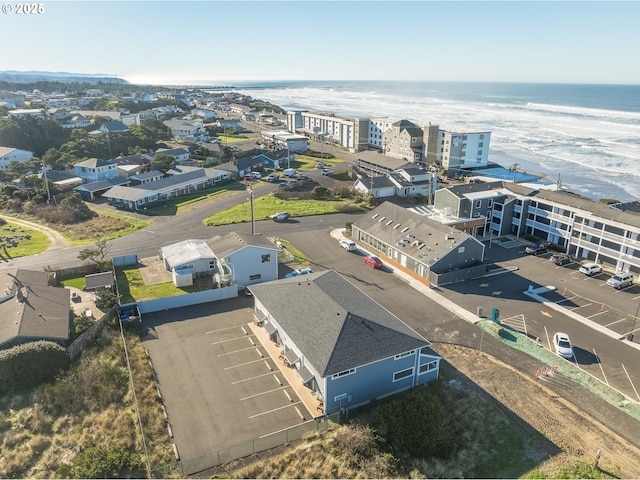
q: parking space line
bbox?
[218,345,261,356]
[224,358,267,370]
[240,385,288,401]
[556,296,577,304]
[604,318,628,328]
[231,371,274,385]
[249,401,302,419]
[206,324,248,335]
[570,303,591,310]
[587,310,608,318]
[211,335,254,346]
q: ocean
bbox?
[217,81,640,203]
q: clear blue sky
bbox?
[1,1,639,85]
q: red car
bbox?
[364,256,383,269]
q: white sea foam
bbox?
[235,86,640,201]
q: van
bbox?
[283,168,296,177]
[339,239,357,251]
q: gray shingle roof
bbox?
[75,176,129,192]
[248,270,429,377]
[207,232,279,258]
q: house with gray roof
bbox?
[74,158,119,183]
[97,120,129,133]
[207,232,279,287]
[248,269,441,415]
[102,168,231,209]
[0,270,71,350]
[74,176,130,201]
[352,202,486,286]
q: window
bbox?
[488,199,493,208]
[334,393,347,402]
[394,350,415,360]
[475,200,482,208]
[331,368,355,379]
[261,254,271,263]
[419,361,437,374]
[249,274,261,281]
[393,368,413,382]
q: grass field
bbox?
[202,195,366,226]
[0,221,50,258]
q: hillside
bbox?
[0,70,128,84]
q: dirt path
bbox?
[0,214,69,251]
[437,343,640,478]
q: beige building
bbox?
[383,120,424,163]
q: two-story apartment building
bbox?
[163,119,210,143]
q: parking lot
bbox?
[142,297,313,461]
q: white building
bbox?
[286,110,368,153]
[368,117,397,150]
[0,147,33,171]
[261,130,308,153]
[430,129,491,174]
[163,119,210,143]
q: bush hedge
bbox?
[0,340,69,393]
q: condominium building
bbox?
[383,120,424,163]
[368,117,397,150]
[430,181,640,276]
[286,110,368,153]
[438,130,491,174]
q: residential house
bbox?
[163,119,210,142]
[352,202,486,286]
[74,158,119,183]
[0,270,71,350]
[127,170,164,186]
[209,232,280,288]
[0,147,33,171]
[218,155,270,179]
[98,120,129,134]
[40,169,83,191]
[74,177,130,201]
[249,269,441,415]
[191,107,219,120]
[160,239,219,282]
[113,153,154,178]
[215,118,243,133]
[8,108,46,118]
[156,147,190,164]
[60,114,91,129]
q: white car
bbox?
[250,171,262,180]
[339,239,357,251]
[553,332,574,359]
[285,267,313,278]
[579,263,602,276]
[607,272,634,289]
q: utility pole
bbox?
[512,163,519,183]
[247,185,255,235]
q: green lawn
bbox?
[115,266,198,304]
[0,221,50,258]
[217,134,259,144]
[143,182,247,215]
[290,154,344,171]
[61,277,86,290]
[202,194,368,226]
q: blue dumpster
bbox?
[491,307,500,322]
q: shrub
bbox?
[0,341,69,394]
[71,444,146,478]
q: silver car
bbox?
[606,272,634,289]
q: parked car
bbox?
[283,168,296,177]
[339,239,357,251]
[525,242,550,255]
[321,168,333,176]
[243,174,255,181]
[285,267,313,278]
[579,263,602,276]
[266,173,279,182]
[278,181,288,189]
[552,332,574,359]
[315,162,324,168]
[364,255,383,269]
[250,171,262,180]
[607,272,634,289]
[269,211,290,222]
[296,174,309,181]
[550,253,571,265]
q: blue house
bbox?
[74,158,119,183]
[249,270,440,415]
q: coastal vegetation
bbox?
[0,218,49,257]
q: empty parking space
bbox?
[142,298,311,462]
